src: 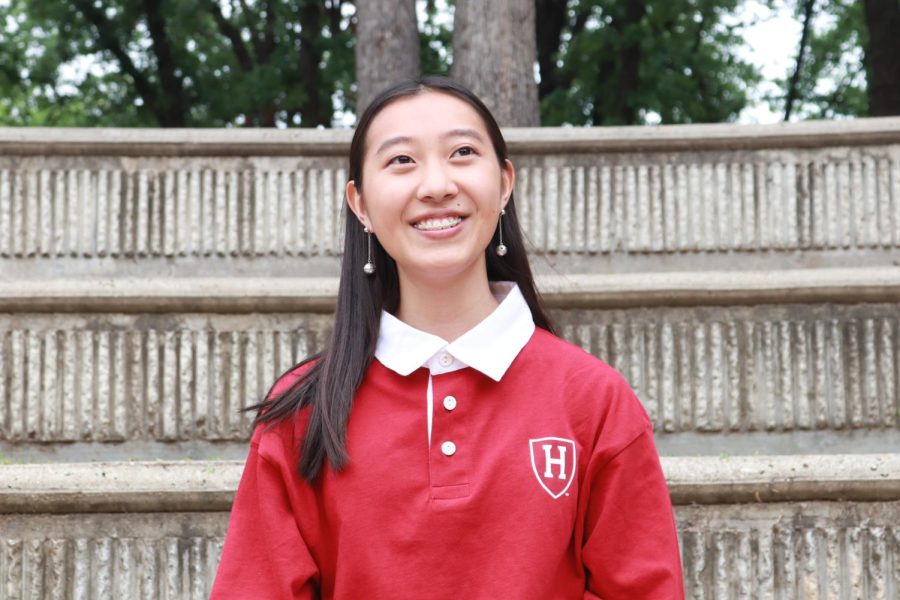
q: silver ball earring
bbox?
[495,209,508,257]
[363,226,375,275]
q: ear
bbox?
[346,180,369,229]
[500,159,515,210]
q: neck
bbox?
[395,268,498,342]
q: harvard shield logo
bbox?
[529,437,576,499]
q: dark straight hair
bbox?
[252,76,555,482]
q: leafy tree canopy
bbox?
[0,0,883,126]
[0,0,355,126]
[769,0,867,120]
[537,0,762,125]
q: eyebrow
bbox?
[373,128,487,157]
[374,136,413,157]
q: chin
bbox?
[402,257,485,283]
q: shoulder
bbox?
[516,328,651,436]
[267,357,320,400]
[250,358,319,453]
[521,328,628,387]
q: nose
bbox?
[416,159,458,202]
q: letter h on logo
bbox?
[529,437,576,499]
[542,444,567,479]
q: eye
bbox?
[452,146,477,158]
[387,155,414,166]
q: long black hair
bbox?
[253,76,555,482]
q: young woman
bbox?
[211,77,684,599]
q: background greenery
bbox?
[0,0,892,127]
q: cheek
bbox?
[465,171,505,211]
[360,172,407,218]
[364,191,410,229]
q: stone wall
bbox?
[1,120,899,598]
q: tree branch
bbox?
[201,0,254,72]
[297,2,329,127]
[260,0,276,64]
[325,0,344,37]
[237,0,266,62]
[597,0,646,124]
[142,0,187,126]
[571,6,590,38]
[690,9,710,121]
[784,0,816,121]
[70,0,160,122]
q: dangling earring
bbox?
[495,209,508,257]
[363,226,375,275]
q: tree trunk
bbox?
[608,0,646,125]
[355,0,420,115]
[297,3,331,127]
[535,0,568,101]
[452,0,539,126]
[143,0,187,126]
[861,0,900,116]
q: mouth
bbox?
[412,216,464,231]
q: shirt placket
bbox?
[428,370,471,500]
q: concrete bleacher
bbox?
[1,120,898,598]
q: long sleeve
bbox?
[582,426,684,599]
[211,433,320,600]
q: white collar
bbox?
[374,282,535,382]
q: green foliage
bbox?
[419,0,452,77]
[0,0,875,126]
[770,0,867,119]
[540,0,761,125]
[0,0,355,126]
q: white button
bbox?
[442,395,457,411]
[438,353,453,367]
[441,441,456,456]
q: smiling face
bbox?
[346,90,514,289]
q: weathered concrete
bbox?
[1,503,898,599]
[2,120,899,598]
[2,267,900,313]
[676,501,900,599]
[0,301,897,449]
[0,512,226,600]
[1,117,898,154]
[2,455,897,514]
[664,453,900,503]
[1,121,899,278]
[0,461,242,514]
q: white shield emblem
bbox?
[529,437,576,499]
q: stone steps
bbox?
[2,122,899,278]
[2,455,898,513]
[1,457,898,598]
[2,120,899,597]
[3,266,900,311]
[1,270,897,456]
[4,503,897,600]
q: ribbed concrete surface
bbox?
[1,457,899,598]
[0,300,896,449]
[1,125,899,270]
[677,502,900,599]
[2,505,898,599]
[0,513,225,600]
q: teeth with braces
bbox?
[413,216,462,231]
